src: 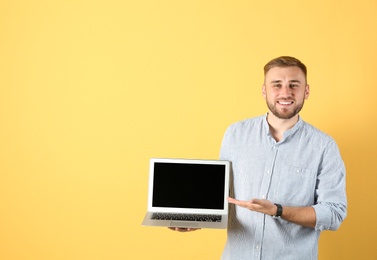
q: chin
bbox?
[270,109,299,120]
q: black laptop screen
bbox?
[152,162,226,210]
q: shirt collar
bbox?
[284,116,304,139]
[263,113,304,141]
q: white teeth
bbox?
[279,101,292,105]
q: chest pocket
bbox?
[275,164,317,206]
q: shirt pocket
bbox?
[275,164,317,206]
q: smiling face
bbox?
[262,66,310,120]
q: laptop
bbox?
[142,158,230,229]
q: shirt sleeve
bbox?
[219,124,233,160]
[312,140,347,231]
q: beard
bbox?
[266,98,305,120]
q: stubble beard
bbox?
[266,98,305,120]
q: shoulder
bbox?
[226,115,265,132]
[300,120,337,147]
[221,115,267,146]
[220,116,265,159]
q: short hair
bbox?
[264,56,307,81]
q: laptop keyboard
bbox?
[152,213,222,222]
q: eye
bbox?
[273,84,282,88]
[289,84,299,88]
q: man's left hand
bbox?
[228,197,277,216]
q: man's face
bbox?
[262,66,310,120]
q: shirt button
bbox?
[256,245,260,250]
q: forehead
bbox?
[265,66,306,83]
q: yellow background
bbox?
[1,0,376,259]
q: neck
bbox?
[266,113,299,142]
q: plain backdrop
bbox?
[1,1,376,259]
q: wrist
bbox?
[272,203,283,218]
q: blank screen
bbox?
[152,162,226,209]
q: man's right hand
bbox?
[168,227,201,232]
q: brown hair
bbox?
[264,56,307,81]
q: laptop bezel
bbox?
[147,158,230,215]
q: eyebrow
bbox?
[270,80,302,84]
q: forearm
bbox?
[280,205,316,228]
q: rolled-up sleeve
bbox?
[313,141,347,231]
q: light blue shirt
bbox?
[220,114,347,260]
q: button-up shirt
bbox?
[220,114,347,260]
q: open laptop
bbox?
[142,158,230,229]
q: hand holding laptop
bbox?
[168,227,201,232]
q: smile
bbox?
[277,101,294,105]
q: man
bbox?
[172,56,347,260]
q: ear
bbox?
[262,85,267,99]
[305,84,310,100]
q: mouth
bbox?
[277,100,294,106]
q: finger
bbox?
[228,197,246,204]
[187,228,201,231]
[227,197,237,203]
[169,227,200,232]
[228,197,249,208]
[252,198,273,208]
[168,227,185,232]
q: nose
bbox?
[280,85,292,97]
